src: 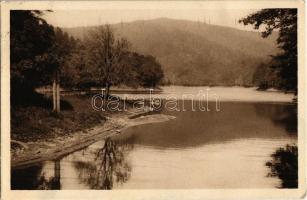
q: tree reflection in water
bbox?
[37,159,61,190]
[74,137,133,189]
[266,144,298,188]
[11,159,61,190]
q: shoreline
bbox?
[11,87,296,169]
[11,109,175,169]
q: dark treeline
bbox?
[11,10,164,107]
[240,9,297,93]
[11,10,55,105]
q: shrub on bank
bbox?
[266,144,298,188]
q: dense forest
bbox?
[11,10,164,107]
[64,18,279,87]
[65,14,297,93]
[10,10,165,142]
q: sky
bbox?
[42,9,260,31]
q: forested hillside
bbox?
[64,18,278,86]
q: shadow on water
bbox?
[253,103,297,133]
[254,103,298,188]
[266,144,298,188]
[11,159,61,190]
[73,137,133,189]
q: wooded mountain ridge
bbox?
[64,18,278,86]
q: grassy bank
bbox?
[11,93,128,143]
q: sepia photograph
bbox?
[0,0,306,199]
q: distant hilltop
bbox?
[63,18,278,86]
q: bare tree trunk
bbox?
[103,83,110,111]
[53,159,61,189]
[53,70,60,113]
[106,83,110,98]
[52,74,57,112]
[56,71,60,112]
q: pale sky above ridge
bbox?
[42,9,260,31]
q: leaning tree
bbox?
[239,9,297,93]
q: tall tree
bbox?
[51,28,74,112]
[239,9,297,93]
[87,25,129,97]
[10,10,56,105]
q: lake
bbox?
[11,87,297,189]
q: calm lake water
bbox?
[11,87,297,189]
